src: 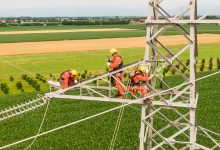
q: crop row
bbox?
[0,83,9,94]
[22,74,41,91]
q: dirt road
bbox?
[0,34,219,56]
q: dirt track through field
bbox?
[0,28,136,35]
[0,34,220,56]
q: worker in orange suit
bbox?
[60,69,78,89]
[128,65,150,98]
[107,48,124,98]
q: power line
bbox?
[1,71,220,150]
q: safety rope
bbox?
[1,71,220,150]
[24,98,51,150]
[109,75,131,150]
[109,106,125,150]
[0,60,51,149]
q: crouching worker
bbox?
[128,65,150,99]
[60,69,78,89]
[107,48,125,98]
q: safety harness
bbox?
[60,70,68,81]
[129,71,145,86]
[60,70,75,83]
[112,54,123,71]
[110,55,123,85]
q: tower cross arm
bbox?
[145,20,220,24]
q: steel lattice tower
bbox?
[141,0,219,149]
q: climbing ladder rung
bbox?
[0,96,49,122]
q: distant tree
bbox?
[181,68,186,74]
[16,82,23,90]
[34,84,41,91]
[4,87,9,94]
[200,64,205,72]
[208,63,213,71]
[175,64,180,69]
[186,59,190,66]
[217,58,220,65]
[209,58,213,64]
[215,58,220,70]
[81,73,86,79]
[0,83,9,94]
[171,69,176,75]
[10,76,14,81]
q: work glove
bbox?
[107,56,111,63]
[130,71,135,78]
[146,65,151,73]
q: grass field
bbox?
[0,24,219,43]
[0,24,219,32]
[0,24,146,32]
[0,71,219,149]
[0,43,220,96]
[0,30,145,43]
[0,31,220,149]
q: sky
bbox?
[0,0,219,17]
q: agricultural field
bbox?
[0,22,220,149]
[0,42,220,96]
[0,24,219,43]
[0,24,219,32]
[0,24,146,32]
[0,30,145,43]
[0,71,219,149]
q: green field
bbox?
[0,43,220,96]
[0,30,145,43]
[0,71,219,149]
[0,24,219,43]
[0,24,146,32]
[0,24,219,32]
[0,39,220,149]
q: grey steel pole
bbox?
[140,104,146,150]
[189,0,198,149]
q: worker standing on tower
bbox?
[128,65,150,99]
[107,48,124,98]
[60,69,78,89]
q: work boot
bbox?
[117,95,124,99]
[114,93,124,99]
[143,98,152,105]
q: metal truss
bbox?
[44,0,220,150]
[140,0,220,150]
[0,95,48,121]
[0,0,219,149]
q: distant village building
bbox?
[0,19,7,23]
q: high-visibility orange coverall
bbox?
[109,54,124,96]
[128,71,149,97]
[60,71,77,89]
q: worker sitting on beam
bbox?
[60,69,78,89]
[107,48,125,98]
[128,65,150,99]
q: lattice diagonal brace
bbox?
[141,0,220,150]
[44,1,220,150]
